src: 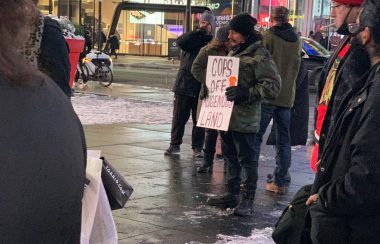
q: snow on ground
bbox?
[215,228,275,244]
[72,93,173,125]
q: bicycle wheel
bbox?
[95,64,113,87]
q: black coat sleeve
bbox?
[176,30,212,54]
[39,17,71,97]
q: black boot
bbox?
[207,193,239,208]
[197,157,213,173]
[233,198,254,216]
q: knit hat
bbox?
[200,10,216,32]
[229,13,257,37]
[333,0,364,5]
[215,25,230,43]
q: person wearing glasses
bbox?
[306,0,380,243]
[309,0,370,173]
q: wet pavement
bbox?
[76,55,316,243]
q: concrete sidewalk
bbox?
[76,80,315,243]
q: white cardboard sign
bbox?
[197,56,239,131]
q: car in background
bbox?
[301,37,331,91]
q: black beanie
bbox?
[229,13,257,37]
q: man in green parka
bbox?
[207,13,281,216]
[253,6,302,194]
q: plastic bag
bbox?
[81,151,118,244]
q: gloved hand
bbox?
[225,86,249,104]
[199,83,209,100]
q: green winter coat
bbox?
[228,41,281,133]
[191,43,228,84]
[262,26,302,108]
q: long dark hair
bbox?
[0,0,45,85]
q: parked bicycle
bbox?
[75,51,113,87]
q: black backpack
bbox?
[272,184,313,244]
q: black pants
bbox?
[110,48,117,58]
[204,129,218,164]
[170,94,204,149]
[220,131,258,199]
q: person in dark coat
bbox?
[306,1,380,243]
[253,6,302,195]
[109,32,120,59]
[164,10,215,157]
[266,59,309,146]
[23,0,71,97]
[0,0,86,242]
[309,0,369,173]
[191,25,231,173]
[207,13,281,216]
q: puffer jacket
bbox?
[262,23,302,108]
[228,41,281,133]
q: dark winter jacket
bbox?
[311,63,380,243]
[228,42,281,133]
[267,60,309,146]
[109,35,120,50]
[262,23,302,108]
[315,38,371,150]
[0,75,86,243]
[173,29,212,97]
[39,17,71,97]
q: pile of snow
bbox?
[72,94,173,125]
[215,228,275,244]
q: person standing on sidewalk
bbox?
[306,1,380,242]
[164,10,215,157]
[191,25,231,172]
[309,0,370,173]
[252,6,302,194]
[0,0,86,242]
[21,0,71,98]
[207,13,281,216]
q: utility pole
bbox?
[57,0,61,17]
[185,0,191,32]
[98,0,102,51]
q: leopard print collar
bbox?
[21,13,45,68]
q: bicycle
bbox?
[75,51,113,87]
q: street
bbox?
[73,55,315,243]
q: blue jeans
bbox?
[253,103,291,187]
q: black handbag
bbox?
[100,157,134,210]
[272,184,313,244]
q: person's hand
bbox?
[225,86,249,104]
[200,84,209,100]
[306,194,319,206]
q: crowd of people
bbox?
[166,0,380,242]
[2,0,380,242]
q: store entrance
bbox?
[106,2,210,56]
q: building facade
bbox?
[37,0,334,56]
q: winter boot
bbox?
[197,160,213,173]
[197,151,214,173]
[192,148,203,158]
[207,193,239,209]
[233,198,254,216]
[164,145,180,155]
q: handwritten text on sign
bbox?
[197,56,239,131]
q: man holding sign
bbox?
[207,13,281,216]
